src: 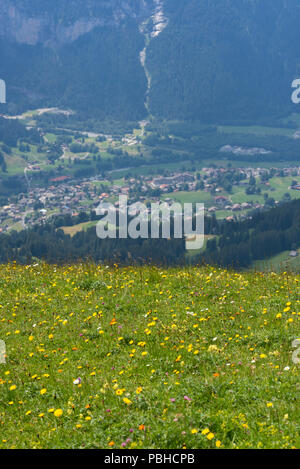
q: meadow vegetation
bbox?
[0,263,299,449]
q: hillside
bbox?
[199,198,300,270]
[0,0,151,118]
[1,0,300,121]
[147,0,300,122]
[0,263,299,449]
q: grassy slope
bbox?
[61,221,98,237]
[0,264,299,449]
[252,250,300,273]
[218,125,295,137]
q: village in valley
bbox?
[1,162,300,234]
[1,108,300,234]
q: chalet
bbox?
[241,202,252,209]
[152,173,194,187]
[50,176,70,183]
[215,196,229,205]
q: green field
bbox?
[218,125,295,137]
[252,250,300,273]
[61,221,98,237]
[158,173,300,219]
[230,178,298,205]
[0,263,299,449]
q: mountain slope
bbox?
[147,0,300,122]
[1,0,300,121]
[0,0,154,118]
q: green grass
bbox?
[214,209,245,219]
[0,263,299,449]
[2,144,52,177]
[45,133,57,143]
[280,113,300,128]
[60,221,98,237]
[185,235,216,260]
[230,179,299,205]
[218,125,295,137]
[4,154,27,175]
[7,221,24,232]
[219,176,299,211]
[252,250,300,273]
[161,175,299,219]
[163,191,213,205]
[268,178,299,200]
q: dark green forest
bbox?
[0,199,299,268]
[147,0,300,122]
[0,21,147,119]
[199,198,300,269]
[1,0,300,122]
[0,223,186,266]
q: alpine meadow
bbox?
[0,0,300,453]
[0,264,299,449]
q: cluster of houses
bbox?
[0,165,299,232]
[0,204,23,231]
[0,179,104,231]
[0,174,150,231]
[207,196,257,214]
[151,173,195,190]
[202,165,300,179]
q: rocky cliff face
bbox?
[0,0,155,46]
[0,0,158,118]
